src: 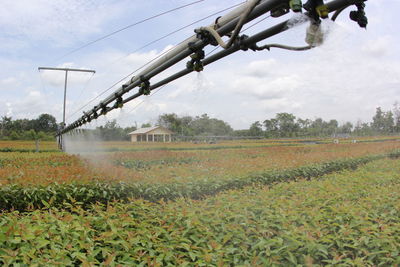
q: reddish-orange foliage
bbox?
[1,140,399,186]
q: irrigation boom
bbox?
[58,0,368,143]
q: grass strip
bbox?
[0,148,59,153]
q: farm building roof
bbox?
[128,126,173,135]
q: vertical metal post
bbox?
[60,70,68,151]
[37,67,95,151]
[63,70,68,127]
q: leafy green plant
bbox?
[1,151,399,211]
[1,158,400,266]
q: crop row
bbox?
[114,157,200,171]
[2,141,399,186]
[1,158,399,266]
[1,151,399,211]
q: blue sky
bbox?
[0,0,399,129]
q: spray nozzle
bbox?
[187,49,205,72]
[349,3,368,28]
[303,0,323,12]
[316,4,329,18]
[289,0,303,13]
[139,76,151,95]
[82,112,91,123]
[114,96,124,109]
[194,29,218,46]
[193,61,204,72]
[270,3,289,17]
[93,111,99,119]
[101,106,108,116]
[190,50,205,61]
[303,0,328,21]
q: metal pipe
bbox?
[38,67,95,73]
[79,0,283,114]
[60,0,366,135]
[126,0,368,102]
[63,70,68,126]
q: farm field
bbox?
[0,138,400,265]
[1,156,400,265]
[1,139,400,186]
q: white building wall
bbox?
[129,127,173,143]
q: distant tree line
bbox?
[157,105,400,138]
[0,114,58,141]
[1,104,399,141]
[88,113,234,141]
[90,120,136,141]
[157,113,233,136]
[245,105,400,138]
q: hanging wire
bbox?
[38,69,49,96]
[74,72,96,103]
[204,14,271,58]
[66,72,96,118]
[99,2,245,71]
[125,85,167,115]
[37,70,51,113]
[54,0,206,61]
[66,2,245,122]
[127,14,273,115]
[242,14,271,32]
[66,46,176,120]
[124,14,274,113]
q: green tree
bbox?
[339,122,353,134]
[0,116,12,137]
[35,114,58,132]
[123,126,137,140]
[10,131,21,140]
[371,107,394,134]
[190,114,233,136]
[394,102,400,132]
[248,121,263,136]
[326,119,339,136]
[275,113,298,137]
[94,120,125,141]
[263,118,278,138]
[296,118,311,137]
[141,123,152,128]
[157,113,180,131]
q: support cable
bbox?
[66,46,176,120]
[197,0,261,49]
[66,2,245,121]
[61,0,296,133]
[66,72,95,118]
[125,85,166,115]
[55,0,206,61]
[61,0,366,135]
[103,2,245,68]
[139,0,363,95]
[38,69,48,96]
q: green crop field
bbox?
[0,139,400,266]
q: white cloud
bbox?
[362,36,391,57]
[1,0,399,130]
[0,0,126,46]
[1,77,17,86]
[1,89,61,120]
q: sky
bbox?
[0,0,399,130]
